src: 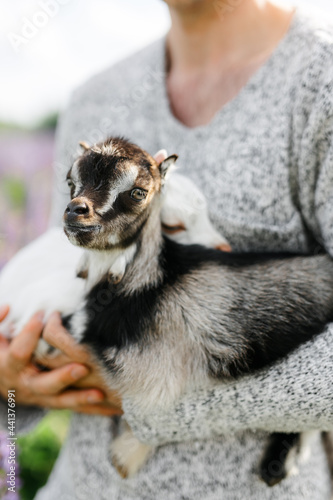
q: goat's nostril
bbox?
[65,201,90,216]
[73,203,89,215]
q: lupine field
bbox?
[0,129,55,269]
[0,125,70,500]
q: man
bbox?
[1,1,333,498]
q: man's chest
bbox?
[78,85,310,253]
[153,112,312,254]
[165,59,272,128]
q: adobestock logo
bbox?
[7,0,73,52]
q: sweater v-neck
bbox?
[156,9,300,137]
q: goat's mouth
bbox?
[64,222,101,235]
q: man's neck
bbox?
[166,1,295,72]
[165,0,295,127]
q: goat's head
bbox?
[63,137,177,250]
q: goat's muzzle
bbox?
[63,197,101,235]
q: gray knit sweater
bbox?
[2,8,333,499]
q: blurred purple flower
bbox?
[0,130,55,269]
[0,431,21,500]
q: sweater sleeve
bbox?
[292,48,333,255]
[124,325,333,445]
[123,54,333,447]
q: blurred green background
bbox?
[18,411,70,500]
[0,116,71,500]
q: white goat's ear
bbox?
[79,141,90,151]
[159,154,178,181]
[154,149,168,164]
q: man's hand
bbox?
[0,306,122,416]
[42,311,123,415]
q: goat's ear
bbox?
[79,141,90,151]
[154,149,168,164]
[158,154,178,181]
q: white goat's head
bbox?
[63,137,177,250]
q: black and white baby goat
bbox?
[59,137,333,486]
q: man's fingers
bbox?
[35,351,73,370]
[8,312,44,372]
[73,404,124,416]
[45,388,106,409]
[29,363,90,396]
[0,305,10,322]
[43,312,90,362]
[0,333,9,349]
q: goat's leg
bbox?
[260,431,318,486]
[260,432,301,486]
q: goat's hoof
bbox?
[215,243,232,252]
[260,469,286,487]
[259,461,299,487]
[112,456,129,479]
[107,272,122,285]
[33,339,60,363]
[110,431,153,479]
[77,269,88,279]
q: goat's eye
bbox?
[130,188,147,201]
[67,179,74,189]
